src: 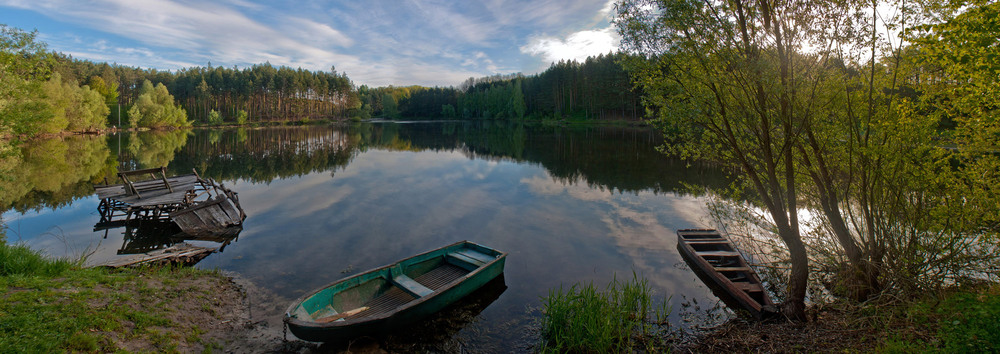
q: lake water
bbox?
[1,121,734,350]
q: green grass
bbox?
[540,272,671,353]
[879,283,1000,353]
[872,283,1000,353]
[0,242,73,276]
[0,240,231,352]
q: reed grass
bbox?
[540,272,671,353]
[0,242,73,277]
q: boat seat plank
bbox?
[736,282,764,292]
[448,250,491,268]
[678,230,723,238]
[696,251,741,257]
[448,253,486,270]
[391,274,434,297]
[684,240,730,244]
[715,267,751,272]
[454,249,494,264]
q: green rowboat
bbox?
[283,241,507,342]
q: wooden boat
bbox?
[283,241,507,342]
[676,229,776,319]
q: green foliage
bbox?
[456,54,641,121]
[40,73,109,133]
[381,93,399,119]
[128,80,190,128]
[353,54,640,121]
[511,78,526,120]
[207,109,223,125]
[0,25,52,137]
[909,2,1000,129]
[879,284,1000,353]
[934,290,1000,352]
[235,109,248,125]
[441,104,456,118]
[86,76,119,107]
[616,0,1000,303]
[540,273,669,353]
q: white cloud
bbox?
[286,19,354,48]
[1,0,616,86]
[599,0,617,17]
[6,0,360,71]
[521,27,619,64]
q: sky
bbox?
[0,0,621,87]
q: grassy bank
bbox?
[687,282,1000,353]
[538,269,998,353]
[881,282,1000,352]
[0,241,245,352]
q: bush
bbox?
[236,109,248,125]
[127,80,189,128]
[207,109,223,125]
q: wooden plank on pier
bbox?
[95,174,200,202]
[96,243,217,268]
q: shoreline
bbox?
[3,117,651,142]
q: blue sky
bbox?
[0,0,620,87]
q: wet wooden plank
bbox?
[95,243,217,268]
[219,199,241,221]
[94,174,199,201]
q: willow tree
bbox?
[617,0,1000,318]
[128,80,190,128]
[616,0,833,319]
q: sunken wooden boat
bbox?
[677,229,776,319]
[283,241,506,342]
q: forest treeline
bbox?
[1,24,643,141]
[353,53,642,121]
[54,55,357,126]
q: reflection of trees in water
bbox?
[120,129,192,170]
[0,123,730,215]
[157,123,729,194]
[166,126,360,183]
[0,135,115,213]
[371,121,730,195]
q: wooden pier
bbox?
[93,167,246,235]
[91,167,247,267]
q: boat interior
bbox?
[679,229,772,312]
[701,254,766,301]
[293,246,498,323]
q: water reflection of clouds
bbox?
[519,170,716,309]
[520,174,610,202]
[200,148,515,297]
